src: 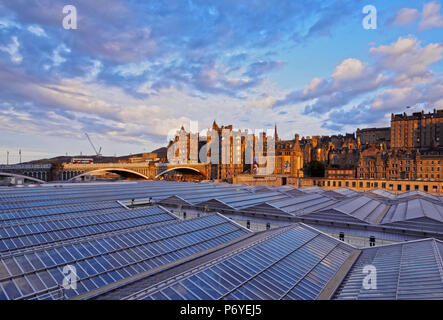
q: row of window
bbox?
[0,212,175,252]
[146,227,352,300]
[0,231,244,300]
[317,180,441,192]
[1,209,169,239]
[0,216,242,281]
[0,202,121,224]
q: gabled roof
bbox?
[297,186,325,194]
[242,202,293,216]
[302,209,373,225]
[307,196,389,225]
[333,188,360,197]
[366,188,397,199]
[197,191,291,211]
[381,198,443,224]
[334,238,443,300]
[196,198,236,211]
[270,193,337,216]
[124,223,357,300]
[158,195,192,206]
[0,213,250,300]
[397,190,441,201]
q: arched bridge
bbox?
[154,165,208,179]
[61,163,154,181]
[68,168,152,181]
[61,162,211,181]
[0,172,46,184]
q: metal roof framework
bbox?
[0,213,250,300]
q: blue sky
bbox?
[0,0,442,163]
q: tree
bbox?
[307,160,325,177]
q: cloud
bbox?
[293,0,364,43]
[390,8,420,26]
[0,0,441,158]
[331,58,366,82]
[370,36,443,86]
[390,2,443,31]
[273,35,442,131]
[243,60,286,78]
[419,1,443,30]
[27,25,47,37]
[274,57,387,113]
[0,36,22,64]
[321,104,386,131]
[372,80,443,111]
[244,93,277,109]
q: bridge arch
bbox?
[68,168,151,181]
[155,166,206,179]
[0,172,46,184]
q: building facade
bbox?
[357,127,391,147]
[274,134,304,177]
[357,148,442,181]
[391,109,442,149]
[325,168,355,179]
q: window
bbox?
[359,182,363,188]
[424,185,428,192]
[339,232,345,242]
[406,185,410,191]
[414,185,419,190]
[369,236,376,247]
[352,182,356,187]
[382,182,386,188]
[266,223,271,230]
[397,184,402,191]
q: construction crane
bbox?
[85,133,102,156]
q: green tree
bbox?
[308,160,325,177]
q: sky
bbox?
[0,0,442,163]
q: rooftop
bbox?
[0,180,441,300]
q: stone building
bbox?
[391,109,442,149]
[356,127,391,147]
[274,133,304,177]
[167,123,305,180]
[357,148,442,181]
[299,133,361,169]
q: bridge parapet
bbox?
[63,163,151,170]
[155,163,210,179]
[60,162,155,181]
